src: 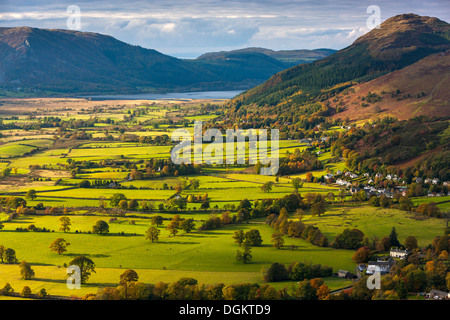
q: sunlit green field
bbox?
[0,214,356,297]
[302,205,446,247]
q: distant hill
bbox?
[196,47,336,65]
[0,27,332,97]
[226,14,450,120]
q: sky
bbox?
[0,0,449,58]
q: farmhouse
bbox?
[366,257,395,275]
[390,248,409,259]
[432,178,440,185]
[426,289,450,300]
[324,173,333,180]
[337,270,357,279]
[336,179,351,187]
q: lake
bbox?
[83,90,244,100]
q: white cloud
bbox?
[0,0,449,57]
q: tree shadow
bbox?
[33,278,66,284]
[64,253,110,258]
[157,240,200,245]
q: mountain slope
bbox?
[0,27,211,94]
[329,49,450,121]
[226,14,450,116]
[0,27,328,96]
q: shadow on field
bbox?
[29,262,57,266]
[33,277,66,284]
[3,217,34,224]
[157,240,200,245]
[177,234,209,238]
[65,253,110,258]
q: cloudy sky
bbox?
[1,0,449,58]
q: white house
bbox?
[415,177,423,183]
[432,178,440,185]
[390,248,409,260]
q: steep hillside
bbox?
[226,14,450,119]
[329,50,450,121]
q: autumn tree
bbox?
[166,221,179,237]
[3,248,18,264]
[92,220,109,235]
[352,246,371,263]
[244,229,263,246]
[261,181,274,193]
[235,241,252,263]
[59,216,71,233]
[21,286,32,298]
[317,284,330,300]
[145,227,160,243]
[110,193,127,207]
[232,230,245,246]
[19,261,35,280]
[296,279,317,300]
[180,219,196,233]
[119,269,139,286]
[291,178,304,192]
[128,199,139,211]
[26,189,37,201]
[68,256,96,284]
[311,199,325,217]
[377,236,391,252]
[271,232,285,249]
[263,262,289,282]
[49,238,71,255]
[118,199,128,210]
[404,236,418,251]
[151,215,164,227]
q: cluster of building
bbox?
[324,170,449,199]
[336,248,450,299]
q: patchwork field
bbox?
[0,98,447,301]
